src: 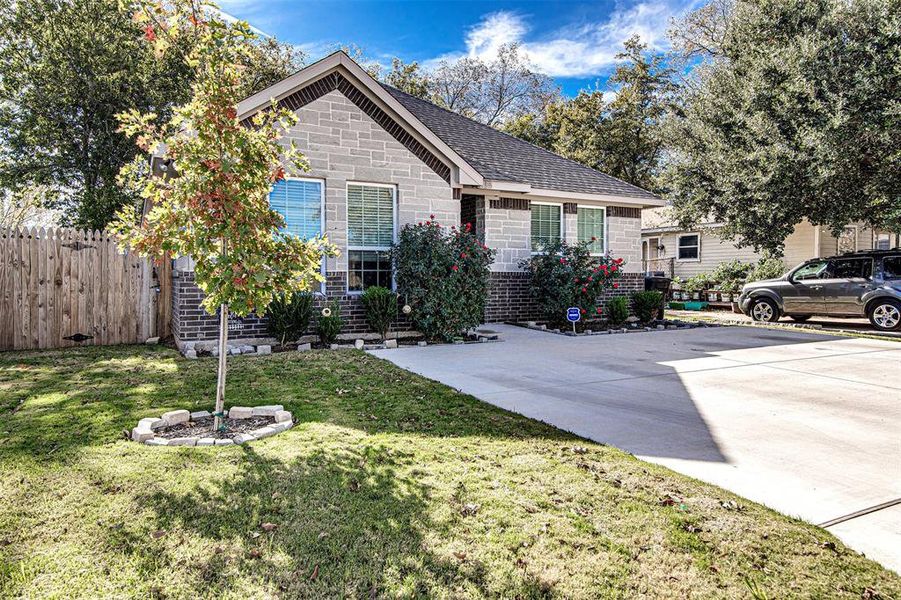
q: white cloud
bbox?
[465,11,529,60]
[436,2,693,79]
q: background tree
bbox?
[503,37,674,191]
[383,58,430,99]
[664,0,901,254]
[112,0,335,430]
[0,0,304,230]
[429,44,558,126]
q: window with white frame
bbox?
[577,206,606,254]
[677,233,700,260]
[347,183,395,292]
[876,233,892,250]
[269,178,323,239]
[530,203,562,252]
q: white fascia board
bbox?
[482,179,532,193]
[236,52,484,187]
[527,187,665,207]
[468,184,665,208]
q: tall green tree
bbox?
[0,0,303,230]
[383,58,430,99]
[503,37,674,191]
[665,0,901,253]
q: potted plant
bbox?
[671,277,684,300]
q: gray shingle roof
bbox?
[381,84,660,200]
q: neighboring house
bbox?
[641,206,900,279]
[171,52,664,345]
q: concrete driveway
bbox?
[371,324,901,572]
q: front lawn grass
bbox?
[0,346,898,598]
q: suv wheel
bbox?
[750,297,780,323]
[868,299,901,332]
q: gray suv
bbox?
[738,250,901,331]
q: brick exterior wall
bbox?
[484,271,645,323]
[173,270,412,343]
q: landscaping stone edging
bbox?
[130,405,293,447]
[512,319,721,336]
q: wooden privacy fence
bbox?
[0,227,171,351]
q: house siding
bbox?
[642,219,880,281]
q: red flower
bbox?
[574,277,579,283]
[144,24,156,41]
[580,308,587,315]
[611,265,618,272]
[596,307,603,314]
[559,258,566,264]
[451,265,459,272]
[465,222,472,231]
[613,283,619,289]
[581,287,587,293]
[425,220,431,226]
[418,222,422,226]
[614,258,623,265]
[430,214,435,219]
[460,252,467,259]
[588,276,593,282]
[591,236,597,242]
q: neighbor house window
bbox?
[875,233,892,251]
[269,178,323,239]
[347,183,395,292]
[531,203,562,252]
[577,206,606,254]
[677,234,700,260]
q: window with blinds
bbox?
[577,207,606,254]
[347,183,396,291]
[531,204,562,252]
[347,184,395,249]
[268,179,323,239]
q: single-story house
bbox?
[172,51,664,346]
[641,206,900,279]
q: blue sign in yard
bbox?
[566,307,581,323]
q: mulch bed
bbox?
[156,415,275,439]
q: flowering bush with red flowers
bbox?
[520,238,625,328]
[392,219,495,341]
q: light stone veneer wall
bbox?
[482,194,645,274]
[483,197,531,272]
[283,89,455,272]
[608,215,643,274]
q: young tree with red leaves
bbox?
[111,0,336,430]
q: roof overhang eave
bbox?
[475,180,665,207]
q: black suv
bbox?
[737,249,901,331]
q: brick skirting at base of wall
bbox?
[172,271,412,343]
[485,271,645,323]
[173,270,647,343]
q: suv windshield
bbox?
[793,260,831,280]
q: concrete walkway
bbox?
[371,324,901,572]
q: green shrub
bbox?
[265,291,313,346]
[520,238,625,328]
[606,296,630,326]
[317,302,344,346]
[361,286,398,339]
[631,290,663,323]
[747,256,786,282]
[392,219,494,341]
[711,259,752,293]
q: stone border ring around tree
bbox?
[129,405,293,446]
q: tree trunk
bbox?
[212,238,229,432]
[212,302,229,432]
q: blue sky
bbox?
[219,0,696,96]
